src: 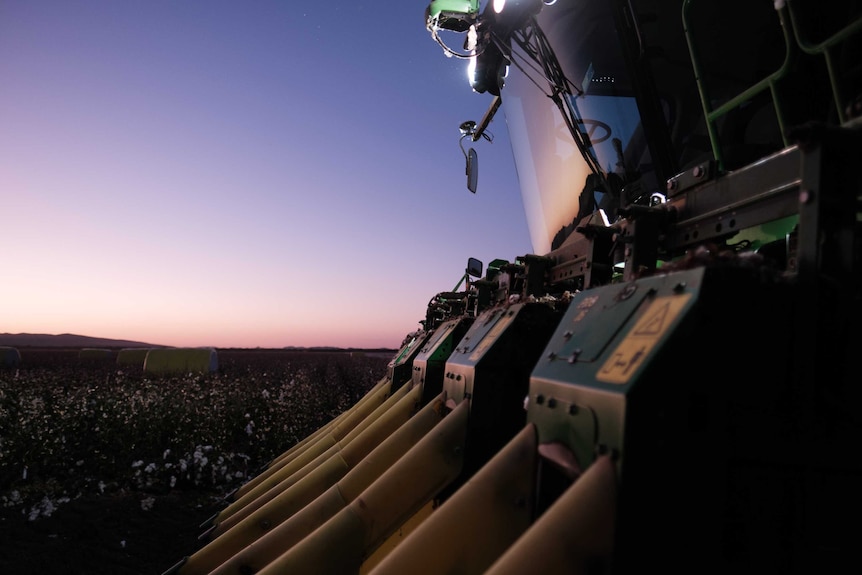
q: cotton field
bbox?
[0,349,390,522]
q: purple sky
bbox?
[0,1,532,349]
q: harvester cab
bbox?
[163,1,860,573]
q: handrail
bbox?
[785,0,862,124]
[682,0,795,171]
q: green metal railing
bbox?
[682,0,862,171]
[785,1,862,125]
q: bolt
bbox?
[693,165,704,178]
[536,394,545,405]
[563,330,573,339]
[620,283,638,300]
[547,398,557,408]
[799,189,815,205]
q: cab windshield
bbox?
[500,0,658,255]
[498,0,797,256]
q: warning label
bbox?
[596,293,692,384]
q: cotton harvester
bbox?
[163,0,861,573]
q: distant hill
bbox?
[0,334,397,354]
[0,333,162,349]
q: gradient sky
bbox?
[0,1,532,349]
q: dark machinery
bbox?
[165,1,861,573]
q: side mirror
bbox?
[451,257,484,292]
[466,147,478,193]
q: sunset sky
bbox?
[0,1,532,349]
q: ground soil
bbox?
[0,489,222,575]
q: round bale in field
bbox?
[116,347,153,369]
[0,346,22,367]
[78,348,114,362]
[143,347,218,375]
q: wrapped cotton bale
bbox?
[116,348,152,369]
[78,348,114,362]
[0,346,21,367]
[143,347,218,375]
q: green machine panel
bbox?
[387,329,435,390]
[526,265,819,570]
[529,269,701,472]
[444,301,562,480]
[410,316,474,406]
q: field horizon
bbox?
[0,332,398,354]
